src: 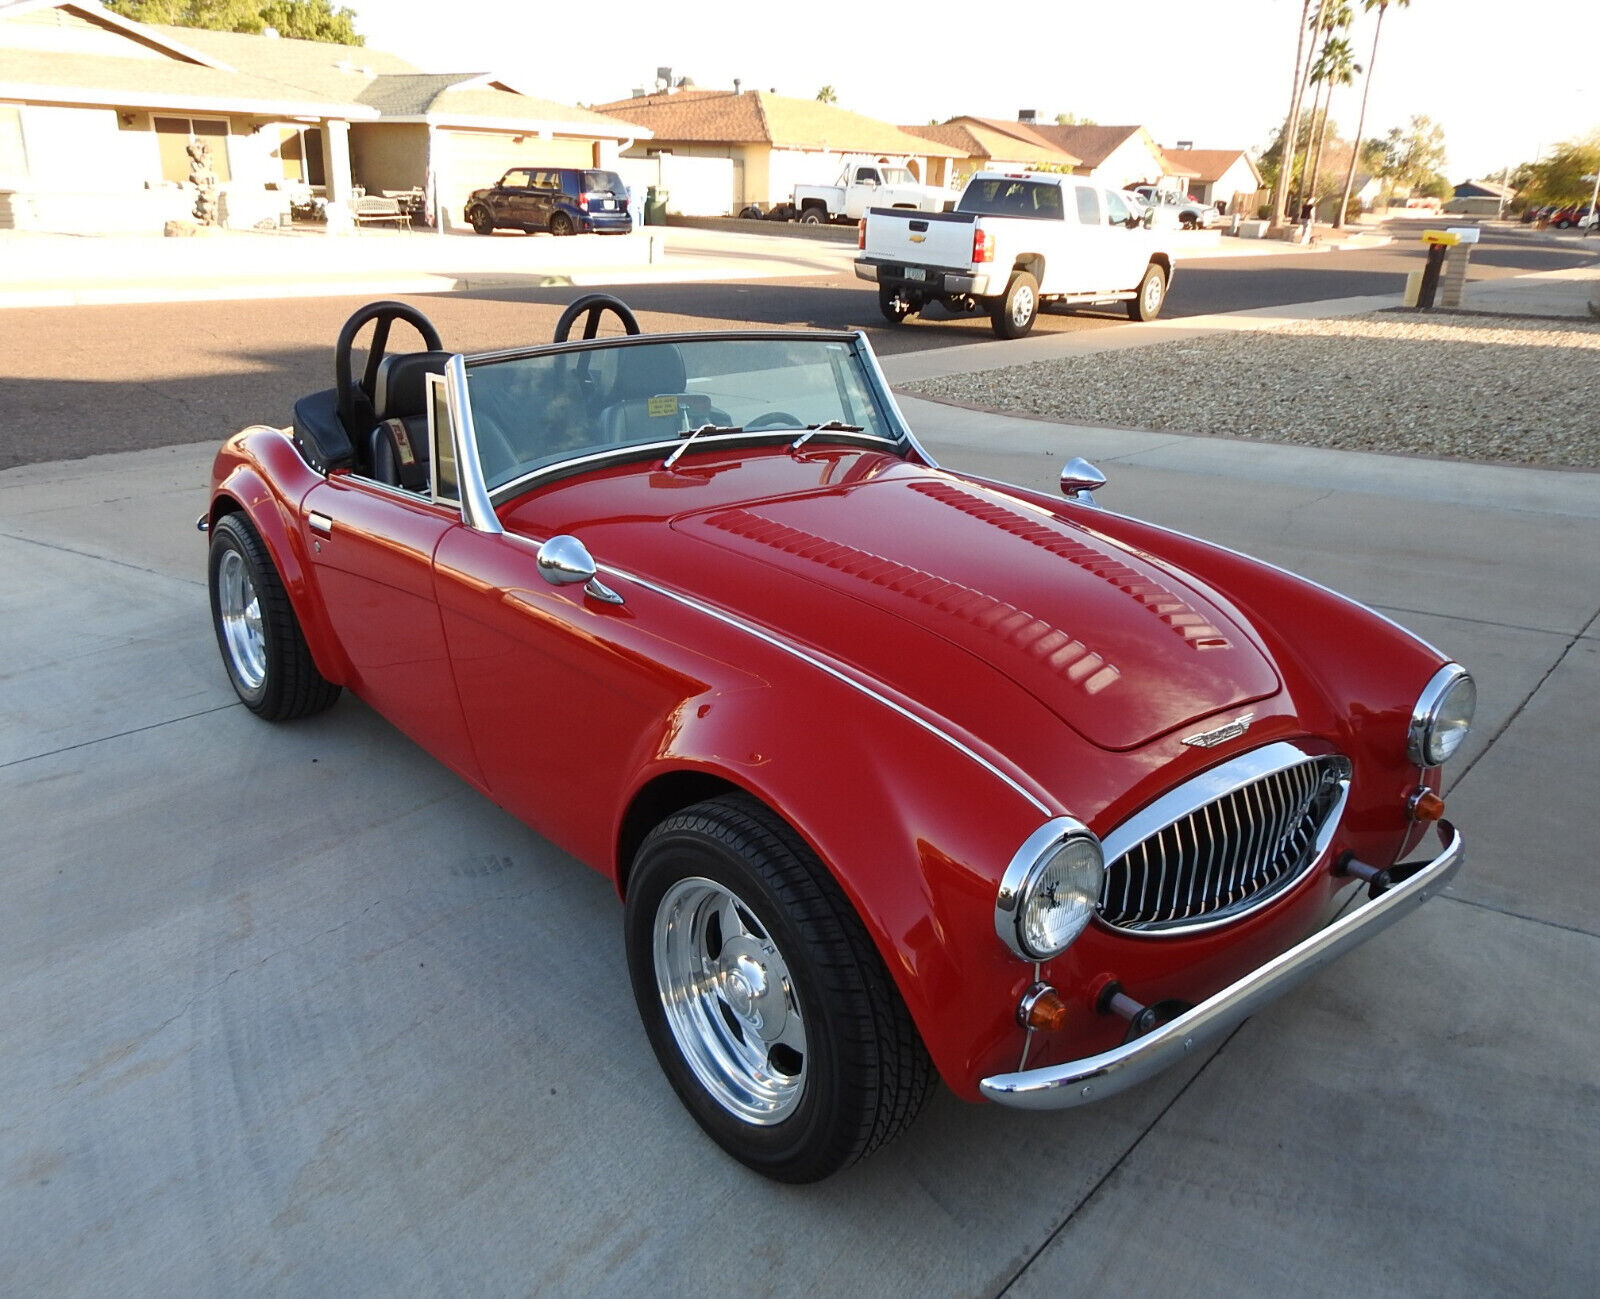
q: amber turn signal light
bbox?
[1409,789,1446,822]
[1019,984,1070,1033]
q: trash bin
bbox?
[644,186,669,226]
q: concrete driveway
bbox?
[1,405,1595,1296]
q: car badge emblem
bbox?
[1182,713,1255,748]
[909,233,926,243]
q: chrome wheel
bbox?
[653,876,807,1124]
[216,547,266,690]
[1010,283,1036,328]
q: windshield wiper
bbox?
[663,422,742,469]
[790,420,864,452]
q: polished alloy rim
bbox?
[217,549,266,690]
[1144,274,1163,313]
[654,876,807,1124]
[1011,284,1035,327]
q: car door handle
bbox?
[308,511,333,536]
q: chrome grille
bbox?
[1098,745,1352,934]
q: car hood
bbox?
[658,471,1279,752]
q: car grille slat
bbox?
[1098,748,1351,934]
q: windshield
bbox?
[465,336,899,493]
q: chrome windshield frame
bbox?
[449,329,923,505]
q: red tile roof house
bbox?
[897,117,1080,186]
[591,86,967,214]
[1160,148,1264,213]
[0,0,647,232]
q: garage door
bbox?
[437,130,595,220]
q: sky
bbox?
[352,0,1600,182]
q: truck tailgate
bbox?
[862,207,976,269]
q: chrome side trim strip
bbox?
[979,821,1463,1109]
[609,566,1052,817]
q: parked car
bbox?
[1131,185,1219,230]
[464,167,631,236]
[1549,203,1593,230]
[793,162,956,224]
[857,171,1175,336]
[202,295,1471,1182]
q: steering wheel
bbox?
[745,411,803,430]
[553,294,641,342]
[334,300,444,438]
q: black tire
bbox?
[990,269,1039,339]
[467,205,494,236]
[208,513,339,721]
[798,208,826,225]
[549,211,575,237]
[878,284,912,325]
[1127,261,1168,321]
[624,794,936,1183]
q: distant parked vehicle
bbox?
[465,168,631,236]
[793,163,956,224]
[1130,185,1218,230]
[1549,204,1592,230]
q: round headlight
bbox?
[997,820,1106,960]
[1408,664,1475,767]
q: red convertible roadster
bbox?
[203,296,1472,1182]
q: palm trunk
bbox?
[1272,0,1321,225]
[1307,91,1333,221]
[1335,7,1386,229]
[1292,17,1334,216]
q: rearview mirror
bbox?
[537,534,624,604]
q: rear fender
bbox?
[208,429,351,685]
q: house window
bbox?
[154,116,231,184]
[277,126,325,186]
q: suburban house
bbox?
[1030,123,1187,192]
[1445,178,1516,217]
[0,0,647,232]
[898,116,1079,186]
[590,86,967,213]
[1159,148,1263,212]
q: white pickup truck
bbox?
[854,171,1174,338]
[793,163,955,224]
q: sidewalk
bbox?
[0,223,859,309]
[0,218,1384,310]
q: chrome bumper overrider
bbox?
[979,822,1463,1110]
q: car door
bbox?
[299,464,482,786]
[1103,188,1152,288]
[491,169,532,225]
[1065,184,1118,294]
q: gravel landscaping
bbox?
[905,311,1600,469]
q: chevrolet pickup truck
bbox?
[854,171,1174,338]
[793,163,956,224]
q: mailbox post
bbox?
[1415,229,1458,309]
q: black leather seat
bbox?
[366,351,451,490]
[595,344,721,441]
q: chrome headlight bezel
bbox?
[995,817,1106,960]
[1408,663,1475,767]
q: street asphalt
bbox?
[0,238,1596,1296]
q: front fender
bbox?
[617,670,1055,1102]
[208,428,351,686]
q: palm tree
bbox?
[1334,0,1411,228]
[1272,0,1325,226]
[815,85,837,105]
[1292,0,1354,216]
[1305,36,1362,218]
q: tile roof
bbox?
[591,88,967,157]
[1,10,643,134]
[1160,148,1257,183]
[0,45,371,115]
[901,118,1079,167]
[1024,123,1146,168]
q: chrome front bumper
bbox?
[979,822,1463,1110]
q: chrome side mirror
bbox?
[536,534,624,604]
[1060,457,1106,506]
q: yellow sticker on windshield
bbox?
[647,395,679,418]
